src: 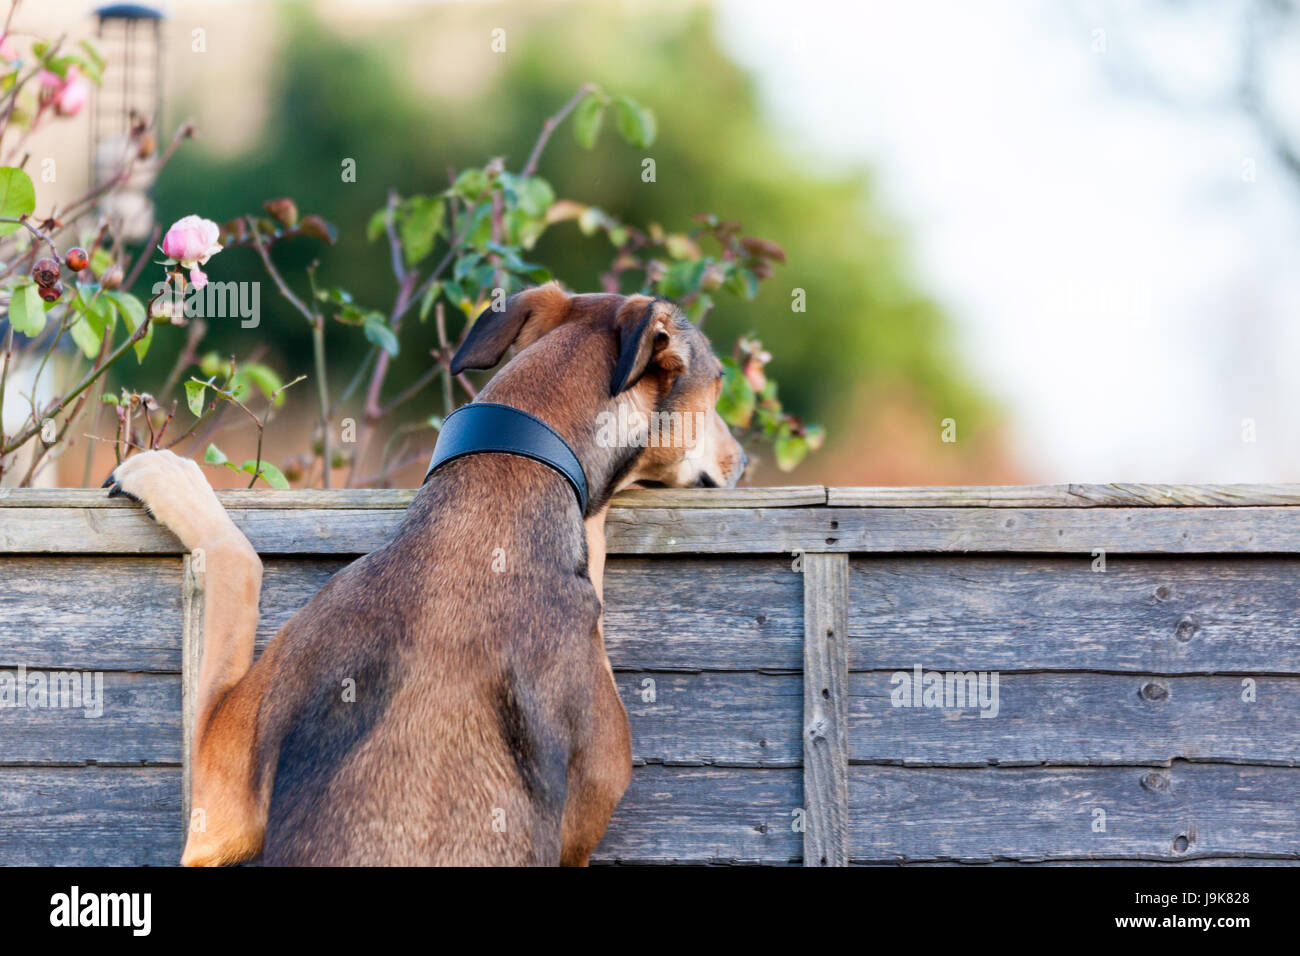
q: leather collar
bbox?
[423,402,589,513]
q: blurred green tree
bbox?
[147,0,1001,481]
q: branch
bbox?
[521,82,595,178]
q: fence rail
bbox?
[2,484,1298,865]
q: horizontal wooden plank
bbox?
[11,483,1296,509]
[849,763,1300,863]
[0,555,802,674]
[253,556,804,672]
[0,767,182,866]
[603,558,803,671]
[0,672,180,765]
[0,764,797,866]
[4,504,1298,555]
[595,765,801,864]
[0,557,183,671]
[829,483,1300,507]
[0,486,825,509]
[827,506,1300,554]
[849,556,1300,673]
[850,673,1300,766]
[0,669,798,769]
[618,671,800,767]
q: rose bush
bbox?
[0,9,819,489]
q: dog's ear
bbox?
[450,282,571,374]
[611,300,688,396]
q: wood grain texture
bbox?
[850,673,1300,767]
[181,553,203,827]
[594,764,801,864]
[0,556,182,670]
[0,767,182,866]
[8,483,1299,509]
[826,506,1300,554]
[0,485,825,510]
[801,553,849,866]
[1,671,797,770]
[849,555,1300,673]
[828,483,1300,507]
[617,671,800,767]
[0,672,180,765]
[848,763,1300,863]
[0,764,796,866]
[250,556,806,671]
[5,503,1299,555]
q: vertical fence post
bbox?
[181,553,204,830]
[802,551,849,866]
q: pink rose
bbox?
[163,215,223,286]
[38,66,89,117]
[55,70,89,116]
[0,36,19,64]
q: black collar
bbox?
[423,402,589,514]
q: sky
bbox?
[717,0,1300,483]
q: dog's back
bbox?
[252,456,599,865]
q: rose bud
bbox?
[65,247,89,271]
[263,198,298,228]
[33,257,61,287]
[39,282,63,302]
[100,264,125,290]
[298,215,337,245]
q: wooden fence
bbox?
[2,483,1299,865]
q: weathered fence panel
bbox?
[1,483,1298,865]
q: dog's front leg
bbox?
[106,450,269,865]
[559,507,632,865]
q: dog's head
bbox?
[450,282,746,497]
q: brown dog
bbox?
[106,284,744,865]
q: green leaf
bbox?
[8,282,45,336]
[657,258,710,299]
[573,92,605,149]
[185,381,207,417]
[79,38,106,73]
[101,394,119,405]
[242,460,289,490]
[366,208,388,242]
[453,252,482,281]
[450,167,489,201]
[685,293,713,324]
[513,177,555,218]
[773,434,809,472]
[724,267,760,301]
[363,312,399,356]
[611,96,656,149]
[68,315,103,358]
[716,358,756,429]
[203,443,228,466]
[0,167,36,236]
[418,281,442,322]
[400,196,445,267]
[235,363,284,403]
[106,290,151,362]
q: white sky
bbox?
[718,0,1300,482]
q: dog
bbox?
[105,283,745,865]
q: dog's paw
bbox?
[103,450,231,551]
